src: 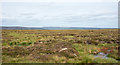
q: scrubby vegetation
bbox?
[2,29,119,63]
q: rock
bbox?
[74,53,77,56]
[59,48,68,52]
[59,48,79,58]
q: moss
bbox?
[28,42,32,45]
[94,57,118,63]
[21,42,27,45]
[9,42,13,46]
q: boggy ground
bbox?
[2,29,120,63]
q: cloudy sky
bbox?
[1,0,119,28]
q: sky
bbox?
[1,0,119,28]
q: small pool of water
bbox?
[94,50,111,59]
[94,52,109,59]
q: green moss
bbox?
[94,57,118,63]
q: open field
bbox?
[2,29,119,63]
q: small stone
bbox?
[74,54,77,56]
[59,48,68,52]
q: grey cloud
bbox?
[20,13,36,16]
[2,2,117,28]
[62,11,117,23]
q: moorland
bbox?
[2,29,119,63]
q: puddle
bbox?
[94,50,111,59]
[94,52,109,59]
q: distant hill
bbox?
[1,26,117,30]
[41,27,102,30]
[1,26,44,30]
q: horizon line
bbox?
[1,26,119,28]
